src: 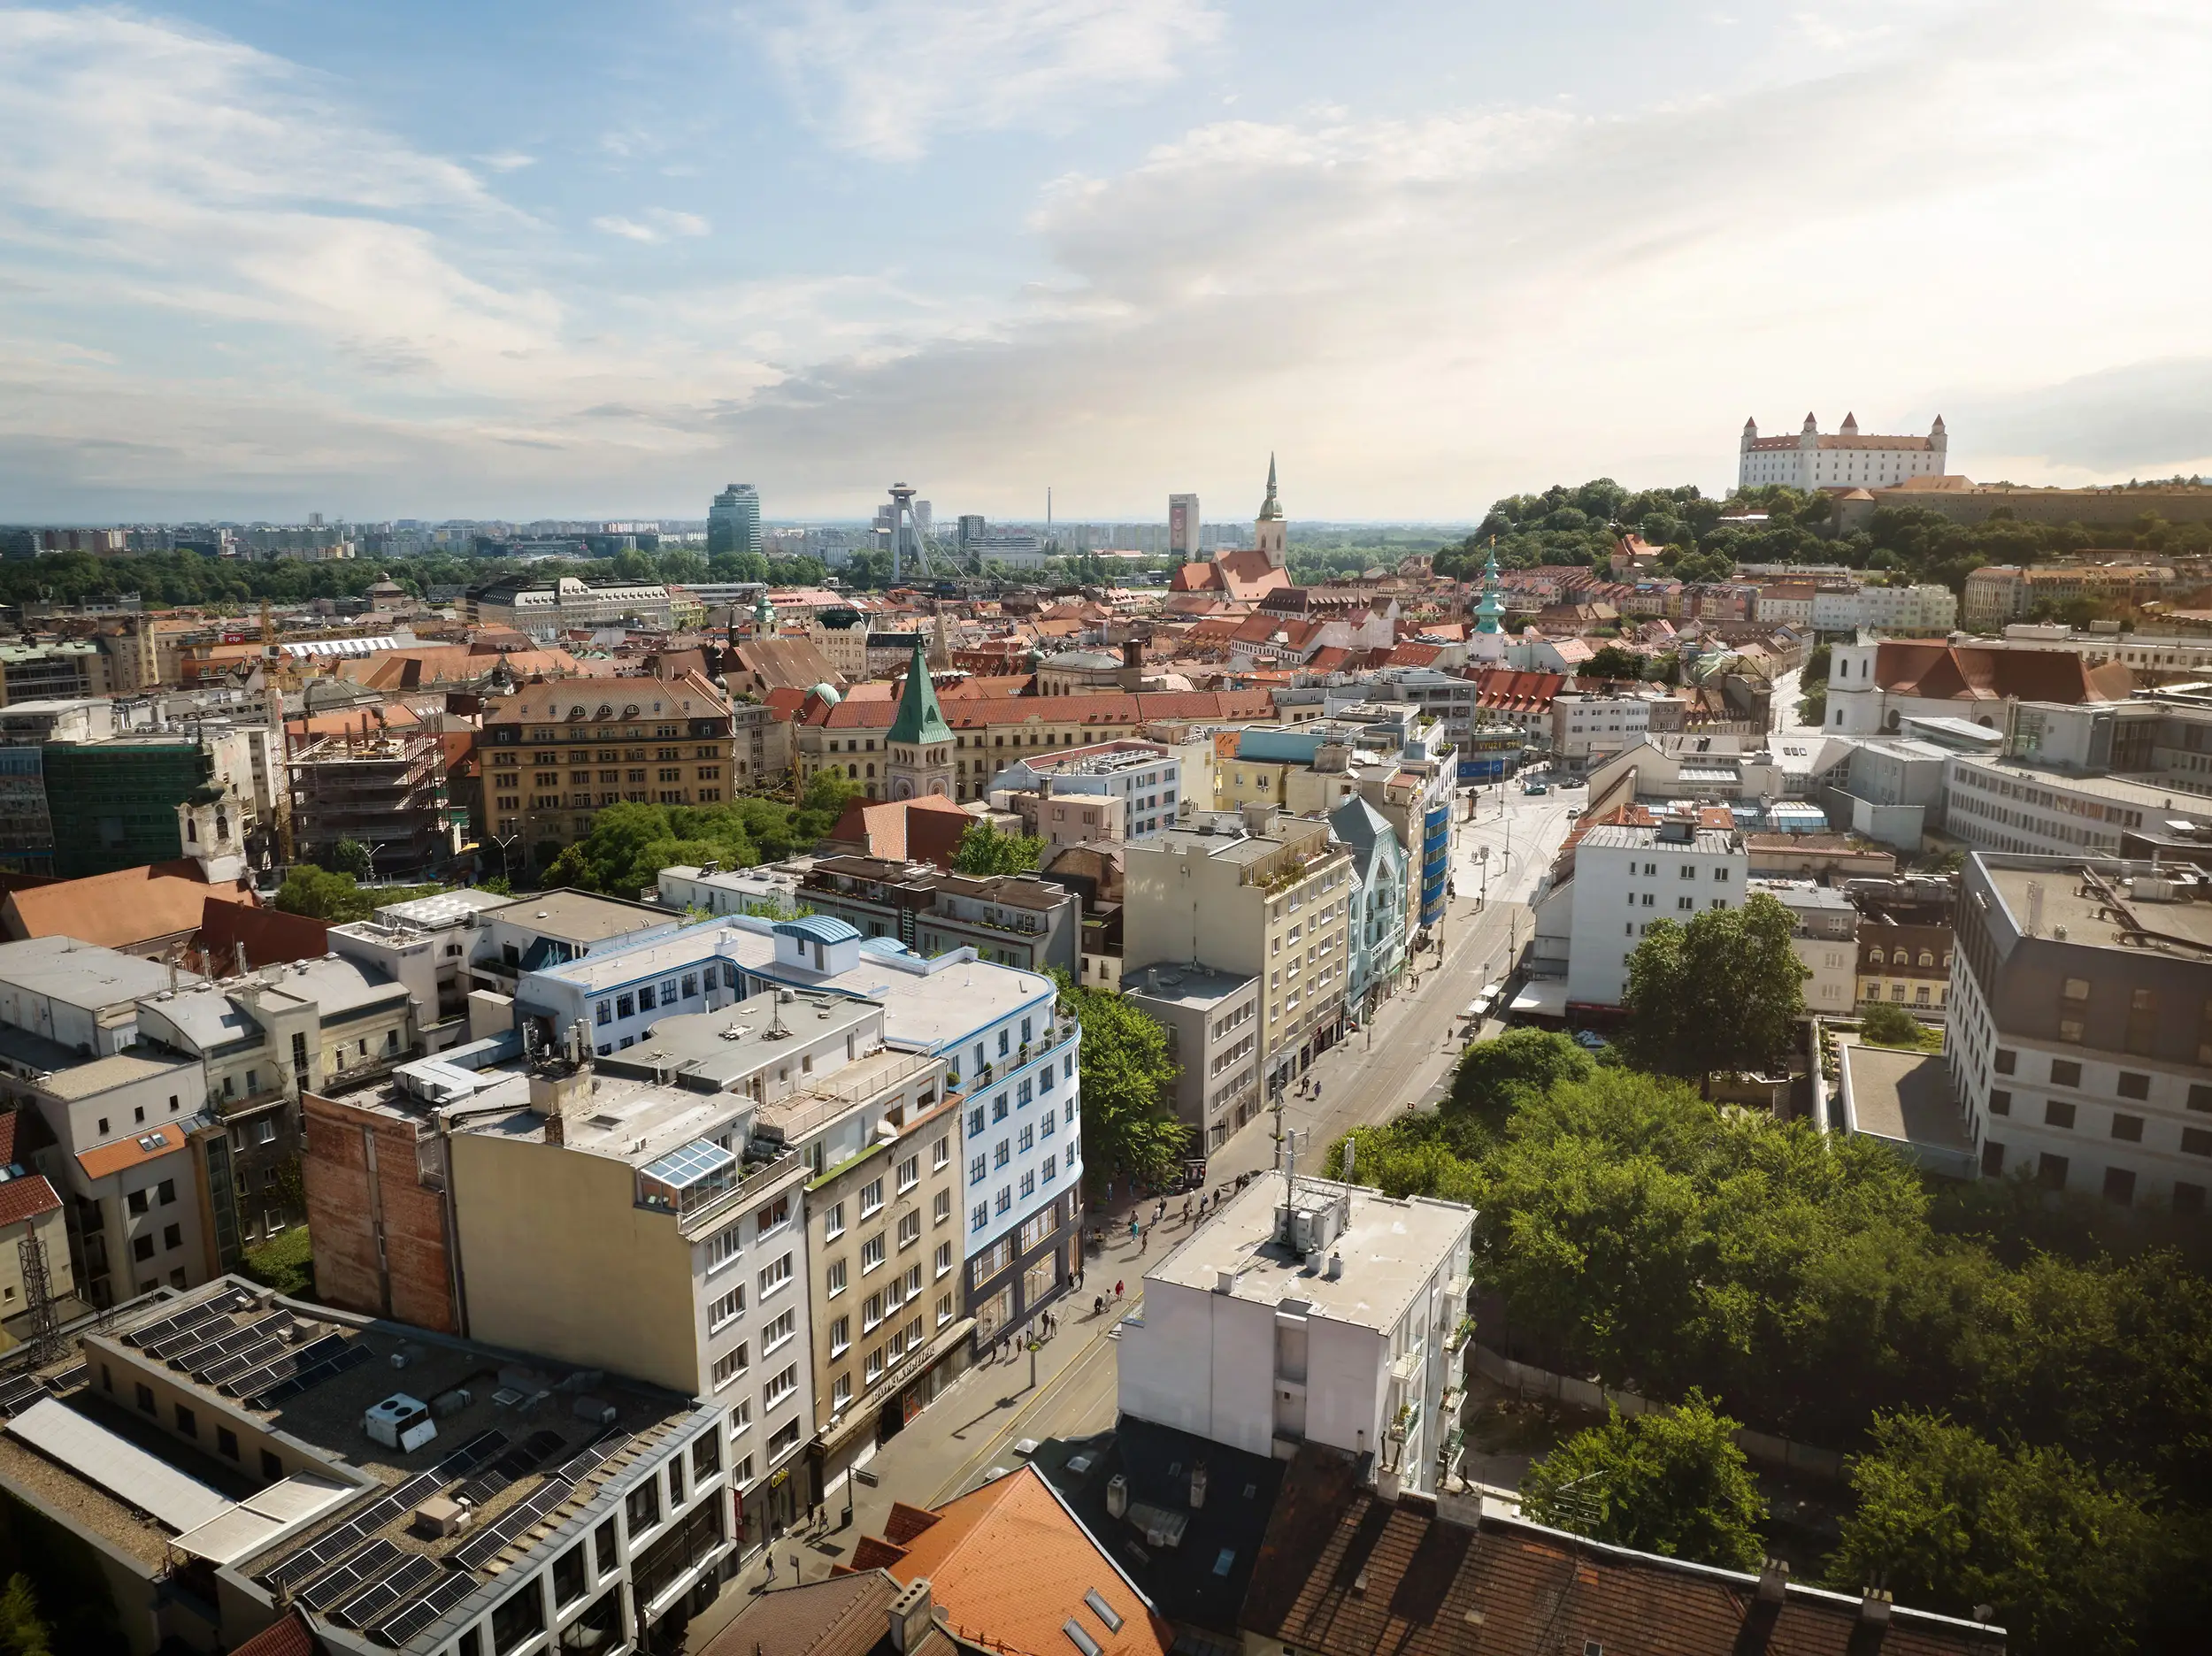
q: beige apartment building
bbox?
[800,1073,966,1499]
[1122,806,1353,1094]
[481,667,737,870]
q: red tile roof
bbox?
[1871,641,2133,705]
[0,1172,60,1229]
[857,1468,1171,1656]
[194,898,328,973]
[826,797,974,868]
[3,866,255,951]
[809,689,1277,732]
[76,1123,189,1182]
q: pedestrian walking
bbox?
[1129,1215,1140,1241]
[1181,1197,1192,1223]
[1139,1230,1148,1254]
[1094,1294,1105,1316]
[1114,1278,1125,1300]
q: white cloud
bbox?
[479,150,537,172]
[592,209,711,243]
[753,0,1225,161]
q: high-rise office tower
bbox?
[1169,494,1201,559]
[708,483,762,557]
[957,514,987,551]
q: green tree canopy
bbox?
[1828,1412,2170,1656]
[1617,891,1807,1085]
[950,820,1045,878]
[542,774,859,893]
[272,864,443,923]
[1520,1392,1766,1570]
[0,1574,51,1656]
[1446,1028,1594,1131]
[1582,644,1645,682]
[1056,976,1187,1188]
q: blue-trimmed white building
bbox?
[513,913,1083,1348]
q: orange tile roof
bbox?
[77,1123,189,1182]
[867,1468,1170,1656]
[0,1172,60,1228]
[4,867,254,951]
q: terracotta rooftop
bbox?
[76,1122,190,1182]
[0,1171,60,1228]
[853,1468,1171,1656]
[809,689,1276,732]
[2,864,254,952]
[1246,1445,2001,1656]
[1872,641,2132,705]
[696,1569,955,1656]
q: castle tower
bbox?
[1840,411,1860,436]
[883,636,956,801]
[1254,454,1287,569]
[1932,414,1947,460]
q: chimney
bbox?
[887,1577,934,1653]
[1189,1462,1207,1510]
[1106,1475,1129,1519]
[1857,1588,1893,1637]
[530,1066,592,1144]
[1757,1557,1788,1605]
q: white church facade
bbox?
[1740,412,1947,491]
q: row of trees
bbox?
[1332,1020,2212,1652]
[541,773,859,895]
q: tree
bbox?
[1583,644,1645,682]
[332,838,373,881]
[1447,1028,1593,1129]
[1056,977,1187,1188]
[951,821,1044,878]
[0,1575,50,1656]
[1860,1001,1927,1047]
[1519,1392,1765,1570]
[1617,893,1807,1085]
[1828,1412,2166,1656]
[273,863,376,923]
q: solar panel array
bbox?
[261,1429,518,1590]
[453,1429,568,1509]
[553,1430,632,1484]
[250,1341,374,1408]
[331,1552,440,1629]
[371,1570,479,1649]
[0,1374,46,1417]
[449,1476,575,1574]
[217,1332,345,1399]
[298,1537,404,1612]
[124,1289,253,1350]
[167,1312,293,1376]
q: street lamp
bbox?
[491,832,521,885]
[362,841,388,885]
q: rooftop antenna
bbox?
[17,1235,60,1368]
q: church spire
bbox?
[1257,453,1283,522]
[887,634,954,748]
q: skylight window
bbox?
[1084,1591,1123,1633]
[1064,1621,1102,1656]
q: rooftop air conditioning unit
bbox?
[364,1393,436,1452]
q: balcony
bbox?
[675,1149,802,1238]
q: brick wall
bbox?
[302,1091,457,1333]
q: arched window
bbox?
[1869,948,1885,966]
[1918,951,1934,968]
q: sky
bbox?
[4,0,2212,525]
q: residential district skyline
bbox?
[4,2,2212,522]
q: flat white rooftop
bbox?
[1146,1175,1471,1333]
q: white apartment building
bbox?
[1753,585,1817,628]
[514,914,1083,1352]
[1739,412,1947,490]
[1551,690,1665,766]
[1809,584,1957,634]
[1558,819,1747,1009]
[1118,1175,1474,1494]
[987,740,1183,841]
[1949,855,2212,1210]
[1939,754,2161,856]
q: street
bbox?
[688,781,1579,1633]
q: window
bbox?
[1988,1089,2011,1116]
[712,1346,749,1389]
[174,1403,196,1438]
[2050,1059,2082,1088]
[860,1178,885,1216]
[897,1155,919,1193]
[936,1241,953,1277]
[628,1477,661,1533]
[692,1431,720,1479]
[758,1253,792,1297]
[933,1136,949,1169]
[2038,1152,2070,1191]
[832,1373,852,1409]
[826,1259,847,1297]
[933,1190,951,1223]
[127,1190,148,1216]
[638,984,657,1013]
[2178,1183,2208,1216]
[707,1223,741,1273]
[1994,1048,2016,1075]
[2111,1113,2145,1143]
[968,1106,985,1136]
[596,1000,611,1026]
[1020,1170,1035,1199]
[2185,1128,2212,1158]
[824,1201,846,1240]
[492,1583,546,1655]
[2103,1167,2138,1207]
[133,1236,154,1262]
[1019,1124,1034,1153]
[864,1349,885,1384]
[762,1309,795,1353]
[864,1292,884,1331]
[217,1425,239,1459]
[756,1195,791,1238]
[763,1364,797,1408]
[995,1140,1010,1169]
[861,1235,885,1273]
[830,1315,850,1356]
[1041,1110,1056,1139]
[710,1287,744,1329]
[972,1202,989,1232]
[2117,1071,2151,1100]
[994,1095,1010,1123]
[163,1223,180,1251]
[898,1211,921,1249]
[2192,1085,2212,1115]
[595,1516,618,1576]
[553,1542,588,1607]
[996,1186,1012,1215]
[938,1292,955,1326]
[1043,1154,1058,1184]
[971,1154,987,1184]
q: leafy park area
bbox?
[1329,906,2212,1654]
[541,773,858,894]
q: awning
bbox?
[1507,979,1568,1018]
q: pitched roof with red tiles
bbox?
[1872,641,2133,705]
[0,1171,60,1229]
[3,866,254,951]
[696,1569,953,1656]
[228,1610,323,1656]
[194,896,329,972]
[826,796,975,867]
[76,1123,189,1182]
[1247,1446,1998,1656]
[808,689,1276,732]
[856,1468,1171,1656]
[1470,668,1565,711]
[1384,641,1443,668]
